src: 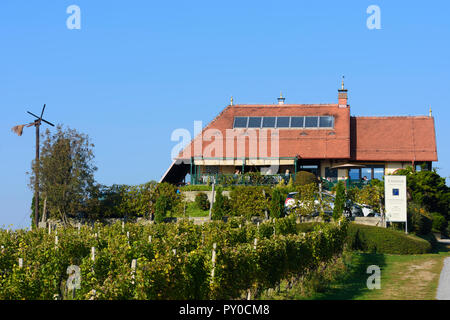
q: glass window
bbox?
[305,116,319,127]
[319,116,334,128]
[361,168,371,181]
[248,117,262,128]
[325,167,338,181]
[233,117,248,128]
[262,117,276,128]
[290,117,304,128]
[349,169,360,181]
[373,167,384,180]
[276,117,290,128]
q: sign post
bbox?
[384,175,407,234]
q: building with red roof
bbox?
[161,81,437,185]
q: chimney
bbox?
[338,76,348,108]
[278,92,285,105]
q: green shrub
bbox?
[333,181,346,221]
[431,212,448,234]
[346,223,431,254]
[269,188,284,219]
[229,186,268,219]
[194,192,210,211]
[294,171,317,186]
[408,202,432,235]
[212,188,230,220]
[154,195,171,223]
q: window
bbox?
[290,117,304,128]
[262,117,276,128]
[373,167,384,180]
[233,117,248,128]
[305,116,318,127]
[248,117,262,128]
[319,116,334,128]
[349,169,361,181]
[276,117,290,128]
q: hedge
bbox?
[297,222,432,254]
[346,223,432,254]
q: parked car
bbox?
[284,192,378,218]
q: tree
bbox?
[333,181,346,221]
[29,126,97,225]
[395,166,450,219]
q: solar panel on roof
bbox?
[305,116,318,127]
[262,117,276,128]
[233,117,248,128]
[276,117,290,128]
[290,117,304,128]
[248,117,262,128]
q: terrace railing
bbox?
[192,173,294,186]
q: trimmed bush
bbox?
[294,171,317,186]
[194,192,210,211]
[211,187,230,220]
[346,223,431,254]
[269,188,284,219]
[154,194,171,223]
[229,186,269,219]
[333,181,346,221]
[297,222,432,254]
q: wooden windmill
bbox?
[12,104,55,228]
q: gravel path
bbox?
[436,239,450,300]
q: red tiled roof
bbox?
[176,104,437,163]
[178,104,351,160]
[350,116,437,162]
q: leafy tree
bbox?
[333,181,346,221]
[29,126,96,225]
[394,166,450,219]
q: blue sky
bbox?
[1,1,449,228]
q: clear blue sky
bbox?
[1,1,449,228]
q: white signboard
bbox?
[385,175,407,222]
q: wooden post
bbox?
[131,259,137,285]
[209,183,215,220]
[34,120,40,229]
[91,247,95,262]
[55,235,59,248]
[211,243,217,283]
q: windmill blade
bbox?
[27,111,40,119]
[40,104,46,119]
[41,118,55,127]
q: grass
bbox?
[170,202,210,218]
[262,242,450,300]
